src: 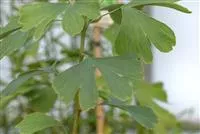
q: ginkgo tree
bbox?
[0,0,191,134]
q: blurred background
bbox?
[150,0,200,126]
[0,0,199,134]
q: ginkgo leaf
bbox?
[128,0,191,13]
[53,59,97,110]
[16,113,61,134]
[73,0,100,20]
[1,68,53,96]
[120,106,158,129]
[62,1,100,35]
[135,81,177,128]
[0,31,28,59]
[135,81,167,103]
[53,64,81,108]
[151,82,167,102]
[19,3,65,31]
[106,99,157,129]
[103,1,191,63]
[103,0,191,23]
[62,5,85,36]
[115,7,175,63]
[53,55,142,110]
[19,3,66,39]
[151,103,177,127]
[25,87,57,112]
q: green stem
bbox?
[79,23,87,62]
[72,92,81,134]
[72,21,88,134]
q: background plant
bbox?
[0,0,197,134]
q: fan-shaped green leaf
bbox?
[115,7,175,63]
[128,0,191,13]
[121,106,158,129]
[62,1,100,35]
[53,60,98,110]
[0,31,28,59]
[135,81,177,128]
[151,103,177,127]
[53,63,81,107]
[106,98,158,129]
[151,83,167,102]
[135,81,167,103]
[25,87,57,112]
[74,0,100,19]
[19,3,66,39]
[1,68,53,96]
[62,5,84,36]
[16,113,61,134]
[103,1,190,62]
[53,55,142,110]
